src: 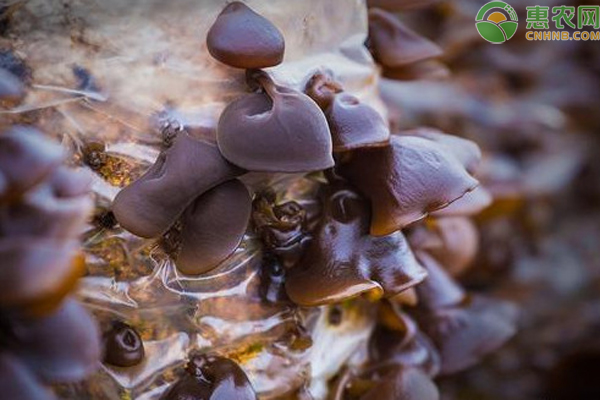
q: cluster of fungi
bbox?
[0,1,523,399]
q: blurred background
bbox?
[381,0,600,398]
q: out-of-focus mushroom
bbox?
[336,134,480,236]
[0,239,85,315]
[304,72,390,152]
[175,179,251,275]
[368,9,443,69]
[410,252,518,375]
[160,354,257,400]
[112,130,244,238]
[0,127,64,204]
[9,299,101,383]
[408,217,479,277]
[367,0,443,11]
[0,354,56,400]
[0,67,25,107]
[206,2,285,69]
[217,70,333,172]
[285,182,427,306]
[359,367,440,400]
[370,303,440,376]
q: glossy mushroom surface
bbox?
[217,70,333,172]
[103,321,145,367]
[336,134,480,236]
[305,72,390,152]
[285,182,427,306]
[112,131,244,238]
[160,354,257,400]
[176,179,252,275]
[206,2,285,69]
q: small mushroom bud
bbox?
[285,182,427,306]
[103,321,145,367]
[368,9,443,69]
[112,131,244,238]
[304,71,343,110]
[217,70,333,172]
[206,2,284,69]
[0,68,25,107]
[336,134,480,236]
[160,354,257,400]
[175,180,251,275]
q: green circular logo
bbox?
[475,1,519,44]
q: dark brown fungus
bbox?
[112,131,244,238]
[217,70,333,172]
[206,2,284,69]
[160,354,257,400]
[176,179,251,275]
[10,299,101,382]
[0,126,64,204]
[408,217,479,277]
[285,182,427,306]
[430,186,492,217]
[336,134,480,236]
[305,72,390,152]
[368,9,443,69]
[410,252,518,375]
[103,321,145,367]
[0,67,24,107]
[403,128,482,174]
[252,191,311,269]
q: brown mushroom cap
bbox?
[410,252,518,375]
[326,93,390,152]
[0,68,25,107]
[160,354,257,400]
[285,182,427,306]
[217,71,333,172]
[112,131,244,238]
[368,9,443,69]
[336,134,480,236]
[103,321,145,368]
[176,179,251,275]
[206,2,284,69]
